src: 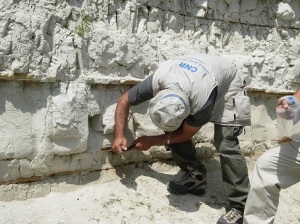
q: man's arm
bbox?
[112,92,131,154]
[132,121,201,151]
[112,76,154,153]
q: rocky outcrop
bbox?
[0,0,299,183]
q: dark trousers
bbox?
[169,124,250,212]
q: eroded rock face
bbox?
[0,0,299,183]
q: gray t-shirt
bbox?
[128,54,249,127]
[128,75,217,127]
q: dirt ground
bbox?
[0,155,299,224]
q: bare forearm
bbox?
[114,93,130,138]
[149,131,193,145]
[145,123,201,147]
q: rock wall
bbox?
[0,0,299,183]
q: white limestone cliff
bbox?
[0,0,299,183]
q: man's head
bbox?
[149,89,190,132]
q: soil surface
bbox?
[0,155,299,224]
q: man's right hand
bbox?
[111,137,127,154]
[112,136,128,154]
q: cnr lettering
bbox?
[179,62,198,72]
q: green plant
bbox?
[76,11,93,37]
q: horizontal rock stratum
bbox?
[0,0,299,183]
